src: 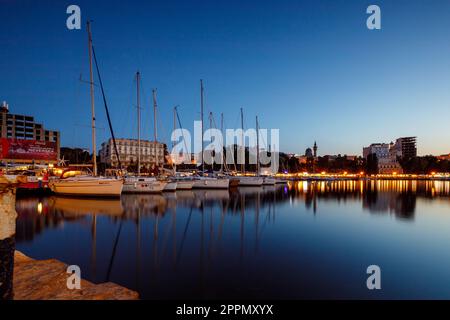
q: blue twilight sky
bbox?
[1,0,450,156]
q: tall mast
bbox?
[220,112,224,173]
[209,111,214,172]
[173,106,176,149]
[87,21,97,176]
[152,89,158,167]
[136,71,141,176]
[173,106,177,173]
[240,107,245,174]
[200,80,204,173]
[209,111,213,172]
[256,115,260,176]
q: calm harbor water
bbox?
[7,180,450,299]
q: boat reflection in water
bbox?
[49,196,124,217]
[13,180,450,299]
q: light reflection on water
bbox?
[10,180,450,299]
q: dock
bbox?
[12,251,139,300]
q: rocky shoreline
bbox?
[12,251,139,300]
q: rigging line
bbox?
[210,113,229,172]
[72,76,82,148]
[156,111,169,145]
[160,213,174,263]
[91,43,122,169]
[136,76,147,139]
[105,219,123,282]
[259,120,272,157]
[175,107,190,158]
[123,75,136,139]
[175,207,193,269]
[149,88,167,144]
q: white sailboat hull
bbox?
[122,178,167,193]
[193,178,230,189]
[49,177,123,197]
[238,176,264,186]
[262,177,276,185]
[163,181,178,191]
[175,180,194,190]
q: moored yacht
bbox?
[122,72,169,194]
[238,176,264,186]
[49,174,123,197]
[49,22,123,198]
[163,180,178,191]
[175,179,195,190]
[192,176,230,189]
[122,176,167,193]
[172,173,195,190]
[262,176,276,185]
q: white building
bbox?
[99,138,165,168]
[363,140,409,174]
[363,143,390,160]
[377,157,403,174]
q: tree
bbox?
[366,153,378,174]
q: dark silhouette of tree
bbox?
[400,156,449,174]
[366,153,378,174]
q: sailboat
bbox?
[209,112,240,188]
[150,89,178,191]
[122,72,167,193]
[171,107,195,190]
[236,108,263,187]
[256,116,275,185]
[174,177,195,190]
[192,80,230,189]
[123,175,167,193]
[49,21,123,197]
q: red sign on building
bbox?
[0,138,58,161]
